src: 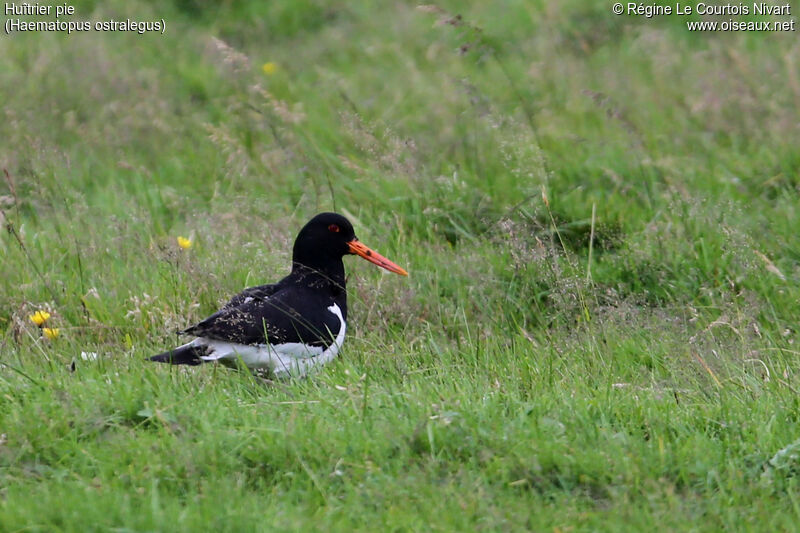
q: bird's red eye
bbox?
[328,224,340,233]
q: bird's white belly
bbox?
[196,303,346,378]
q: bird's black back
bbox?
[183,271,347,348]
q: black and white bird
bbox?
[148,212,407,378]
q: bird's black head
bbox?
[293,212,356,261]
[292,212,408,277]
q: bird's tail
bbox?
[148,342,208,366]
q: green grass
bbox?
[2,0,800,530]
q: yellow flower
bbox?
[177,236,192,250]
[43,327,60,340]
[29,310,51,326]
[262,62,278,75]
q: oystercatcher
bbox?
[148,212,407,378]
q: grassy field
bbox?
[2,0,800,530]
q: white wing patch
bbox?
[197,303,346,378]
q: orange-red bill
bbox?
[348,240,408,276]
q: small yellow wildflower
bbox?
[177,236,193,250]
[43,327,60,340]
[29,310,51,326]
[262,62,278,75]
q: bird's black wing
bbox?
[220,283,280,310]
[182,287,341,348]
